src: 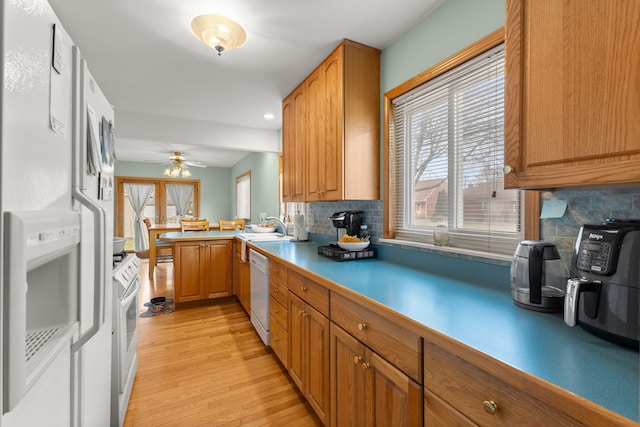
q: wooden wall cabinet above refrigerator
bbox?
[504,0,640,190]
[282,39,381,201]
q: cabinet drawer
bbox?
[270,259,288,284]
[424,388,477,426]
[424,340,577,426]
[270,316,288,368]
[270,278,288,307]
[269,295,288,330]
[288,271,329,316]
[331,292,421,382]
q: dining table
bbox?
[147,223,181,279]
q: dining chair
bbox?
[143,218,173,264]
[218,219,245,231]
[181,219,210,232]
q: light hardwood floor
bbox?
[124,260,322,426]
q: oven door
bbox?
[118,276,140,393]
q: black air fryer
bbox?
[564,219,640,350]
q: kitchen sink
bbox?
[240,233,293,242]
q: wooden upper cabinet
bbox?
[282,39,381,201]
[504,0,640,189]
[282,84,305,202]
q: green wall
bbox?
[230,151,280,222]
[381,0,504,92]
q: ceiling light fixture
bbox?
[190,14,247,56]
[164,152,192,178]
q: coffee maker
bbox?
[329,210,364,244]
[564,219,640,350]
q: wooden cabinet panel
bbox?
[288,292,330,424]
[204,240,232,299]
[505,0,640,189]
[269,295,287,330]
[330,323,367,426]
[424,339,578,426]
[288,270,329,317]
[270,279,288,308]
[331,292,421,382]
[173,239,232,303]
[174,242,204,302]
[235,249,250,314]
[281,39,380,201]
[270,314,288,368]
[269,259,288,284]
[282,85,306,202]
[305,68,325,202]
[424,388,477,427]
[330,323,422,427]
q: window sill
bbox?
[377,238,512,266]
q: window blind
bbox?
[390,44,522,255]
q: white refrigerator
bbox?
[0,1,117,426]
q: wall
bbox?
[114,160,232,223]
[230,151,280,222]
[306,0,505,246]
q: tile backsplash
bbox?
[298,183,640,274]
[540,183,640,272]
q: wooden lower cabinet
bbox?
[234,244,250,313]
[289,292,330,425]
[173,240,232,303]
[330,323,422,427]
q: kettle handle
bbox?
[528,245,543,304]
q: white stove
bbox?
[111,253,141,426]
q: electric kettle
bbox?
[510,240,567,312]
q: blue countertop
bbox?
[250,239,639,422]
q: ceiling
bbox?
[49,0,445,168]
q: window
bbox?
[386,38,523,255]
[236,171,251,221]
[115,177,200,249]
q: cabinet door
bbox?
[505,0,640,189]
[235,251,250,314]
[330,323,367,427]
[322,47,343,201]
[367,349,422,427]
[306,67,325,201]
[173,242,204,302]
[282,86,306,202]
[203,240,232,299]
[288,293,305,391]
[306,303,330,424]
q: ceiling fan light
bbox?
[191,14,247,55]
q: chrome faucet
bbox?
[266,216,288,236]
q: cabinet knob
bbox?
[361,362,370,370]
[303,311,309,318]
[274,267,279,272]
[357,322,367,331]
[353,356,362,365]
[503,165,513,175]
[274,309,280,314]
[299,310,304,316]
[273,337,279,341]
[482,400,498,415]
[274,288,279,293]
[301,286,307,292]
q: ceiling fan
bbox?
[162,152,205,178]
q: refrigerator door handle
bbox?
[71,189,106,353]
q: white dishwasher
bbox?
[249,249,270,345]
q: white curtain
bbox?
[166,184,194,217]
[124,183,154,252]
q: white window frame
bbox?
[236,171,251,221]
[385,36,525,256]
